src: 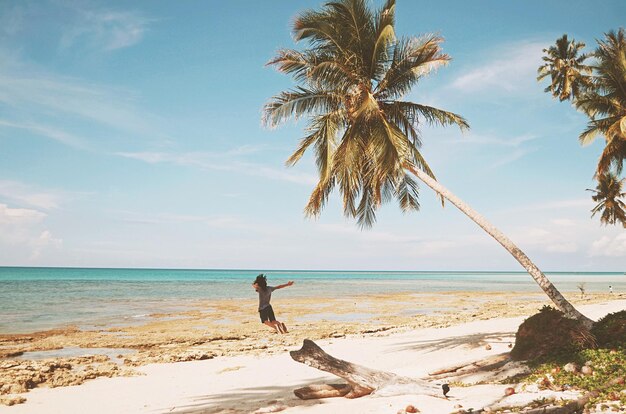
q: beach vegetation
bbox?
[539,29,626,227]
[263,0,590,324]
[508,307,626,412]
[524,348,626,410]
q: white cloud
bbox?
[511,225,580,255]
[0,180,63,209]
[0,203,62,262]
[0,203,46,224]
[450,40,546,93]
[589,234,626,257]
[29,230,63,261]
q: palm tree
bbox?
[264,0,591,324]
[539,29,626,228]
[587,172,626,227]
[576,29,626,176]
[537,34,592,102]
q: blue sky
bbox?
[0,0,624,271]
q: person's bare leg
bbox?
[272,321,284,334]
[279,321,288,333]
[264,321,280,333]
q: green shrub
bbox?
[592,310,626,348]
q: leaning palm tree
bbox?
[587,172,626,227]
[264,0,590,324]
[537,34,592,102]
[576,29,626,176]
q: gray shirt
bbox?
[258,286,276,311]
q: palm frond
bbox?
[263,87,342,128]
[376,35,449,100]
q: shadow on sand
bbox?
[165,379,329,414]
[390,331,515,354]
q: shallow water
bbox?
[1,267,624,334]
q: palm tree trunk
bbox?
[411,168,593,327]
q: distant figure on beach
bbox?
[609,285,613,294]
[252,274,294,334]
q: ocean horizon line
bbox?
[0,265,623,274]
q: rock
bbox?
[563,362,579,373]
[507,343,512,348]
[405,404,419,413]
[454,404,463,408]
[581,365,593,375]
[0,396,27,406]
[485,344,492,350]
[504,387,515,396]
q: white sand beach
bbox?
[2,299,624,414]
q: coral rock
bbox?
[563,362,579,373]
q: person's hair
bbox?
[254,274,268,290]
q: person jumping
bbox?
[252,274,293,334]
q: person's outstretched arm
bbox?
[275,281,294,289]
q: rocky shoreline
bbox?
[1,291,622,406]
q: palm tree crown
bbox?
[263,0,468,227]
[576,28,626,175]
[537,34,592,102]
[587,172,626,227]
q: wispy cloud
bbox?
[488,147,536,169]
[0,119,87,149]
[118,150,318,186]
[450,40,547,94]
[0,68,158,137]
[60,8,151,52]
[502,198,592,214]
[0,50,168,151]
[449,132,539,147]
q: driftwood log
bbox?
[290,339,446,399]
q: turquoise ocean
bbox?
[1,267,624,334]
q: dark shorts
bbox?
[259,305,276,323]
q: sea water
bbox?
[0,267,624,334]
